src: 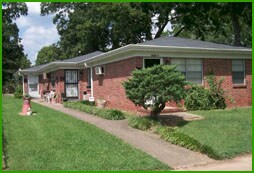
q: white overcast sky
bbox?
[16,2,172,66]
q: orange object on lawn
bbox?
[21,98,31,115]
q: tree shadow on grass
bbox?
[158,114,189,127]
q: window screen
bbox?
[171,59,202,84]
[232,60,245,84]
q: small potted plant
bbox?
[97,98,106,108]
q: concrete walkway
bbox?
[31,100,251,170]
[176,154,252,171]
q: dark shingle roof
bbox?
[63,51,103,62]
[140,36,250,49]
[21,51,103,72]
[22,62,51,71]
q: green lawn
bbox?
[2,96,169,171]
[179,108,252,159]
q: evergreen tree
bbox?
[123,65,186,119]
[2,2,27,85]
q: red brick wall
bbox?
[93,57,143,111]
[203,58,252,107]
[79,69,90,100]
[92,57,251,112]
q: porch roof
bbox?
[19,51,103,75]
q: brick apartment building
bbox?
[20,36,252,112]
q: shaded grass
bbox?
[128,107,252,159]
[2,96,169,170]
[179,108,252,159]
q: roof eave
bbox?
[83,44,252,67]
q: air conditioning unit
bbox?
[95,66,105,75]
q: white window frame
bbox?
[143,57,163,68]
[232,59,245,85]
[171,58,203,85]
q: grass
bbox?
[127,107,252,159]
[2,96,170,171]
[179,108,252,159]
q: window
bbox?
[171,59,202,84]
[232,60,245,84]
[65,70,78,97]
[144,58,162,68]
[87,68,91,87]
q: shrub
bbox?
[155,125,221,159]
[123,65,186,119]
[106,109,125,120]
[14,85,23,99]
[184,75,226,110]
[128,117,153,130]
[127,116,221,159]
[184,85,212,110]
[206,75,226,109]
[64,101,125,120]
[81,100,95,106]
[128,116,160,131]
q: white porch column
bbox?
[90,67,94,98]
[22,75,25,95]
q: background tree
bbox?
[2,2,28,85]
[35,44,62,65]
[123,65,186,119]
[170,2,251,47]
[41,2,251,61]
[19,54,31,69]
[41,2,153,59]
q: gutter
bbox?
[82,44,252,65]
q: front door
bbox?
[65,70,78,98]
[28,75,40,98]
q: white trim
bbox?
[27,75,40,98]
[232,59,246,85]
[19,44,252,75]
[84,48,251,68]
[90,67,94,98]
[22,75,25,95]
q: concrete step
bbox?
[137,106,186,116]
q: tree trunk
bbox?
[174,26,185,37]
[150,103,165,120]
[154,21,169,39]
[230,4,242,46]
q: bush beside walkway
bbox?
[128,107,252,160]
[63,101,125,120]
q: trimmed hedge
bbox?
[63,101,125,120]
[128,116,221,159]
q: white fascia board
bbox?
[19,62,81,75]
[84,45,252,67]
